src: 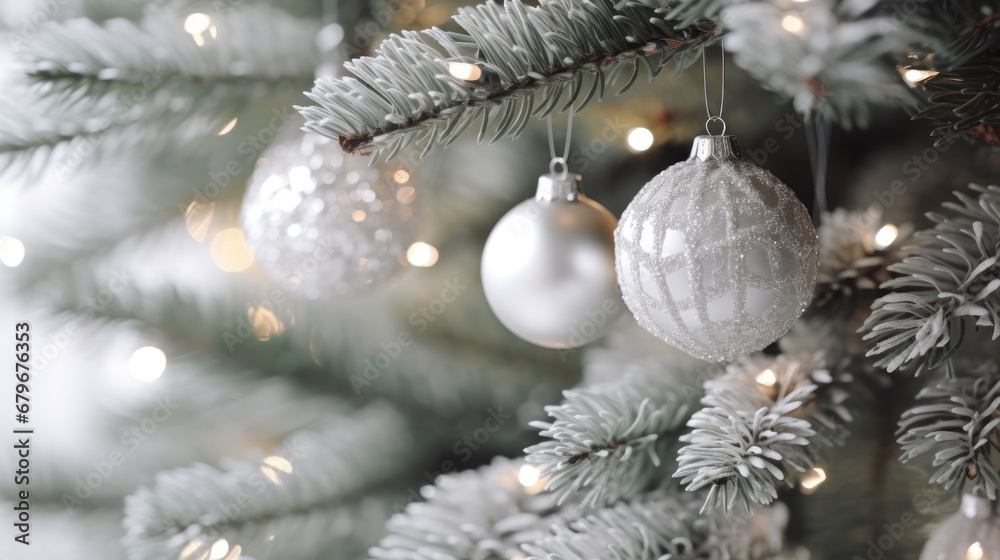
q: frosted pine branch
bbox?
[122,402,423,560]
[898,359,1000,499]
[1,4,317,174]
[144,497,397,560]
[23,5,317,90]
[298,0,715,161]
[524,364,702,509]
[862,184,1000,373]
[674,353,854,512]
[521,492,737,560]
[722,0,927,127]
[369,457,561,560]
[632,0,738,28]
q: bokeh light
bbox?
[781,14,805,34]
[755,368,777,387]
[210,228,255,272]
[129,346,166,382]
[0,236,25,267]
[874,224,898,250]
[406,242,439,267]
[217,118,237,136]
[626,127,654,152]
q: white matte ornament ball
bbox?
[481,173,624,349]
[615,135,819,362]
[240,126,417,299]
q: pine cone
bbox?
[813,209,907,312]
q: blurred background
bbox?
[1,0,999,559]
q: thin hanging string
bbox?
[546,111,574,177]
[315,0,341,79]
[805,114,831,224]
[702,41,726,136]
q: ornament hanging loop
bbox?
[702,41,726,136]
[549,156,569,178]
[705,115,727,137]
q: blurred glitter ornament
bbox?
[481,169,623,349]
[920,494,1000,560]
[615,134,820,362]
[240,126,417,299]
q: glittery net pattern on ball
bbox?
[240,127,417,299]
[615,136,820,363]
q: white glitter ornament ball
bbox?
[615,135,819,362]
[920,494,1000,560]
[481,173,624,349]
[240,126,417,299]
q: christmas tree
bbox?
[3,0,1000,558]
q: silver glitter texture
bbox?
[240,127,417,299]
[615,137,819,362]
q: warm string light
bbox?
[0,236,25,267]
[129,347,166,382]
[184,201,214,242]
[781,13,805,34]
[208,539,229,560]
[518,464,548,495]
[873,224,898,250]
[626,127,654,152]
[755,368,777,387]
[249,306,285,341]
[183,13,217,46]
[518,464,540,486]
[210,228,255,272]
[217,118,237,136]
[406,242,439,267]
[179,540,205,560]
[183,13,210,34]
[264,455,293,473]
[967,542,984,560]
[396,186,416,204]
[899,66,939,87]
[445,61,482,81]
[178,538,240,560]
[800,467,827,494]
[260,455,293,485]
